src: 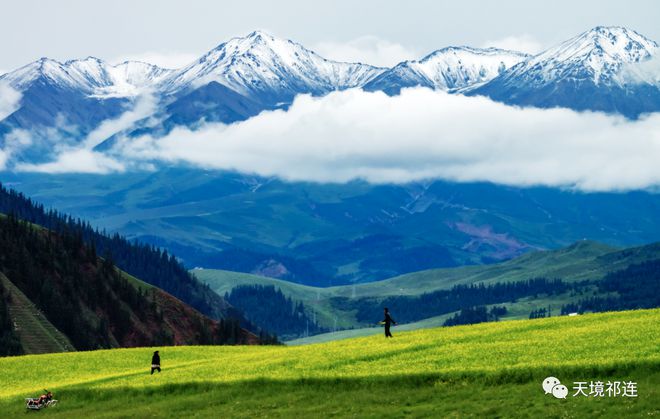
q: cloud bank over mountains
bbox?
[16,87,660,192]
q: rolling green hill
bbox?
[0,309,657,418]
[197,240,660,339]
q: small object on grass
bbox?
[25,390,57,410]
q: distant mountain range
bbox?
[1,26,659,164]
[7,170,660,286]
[2,27,660,287]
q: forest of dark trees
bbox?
[561,259,660,314]
[529,307,554,319]
[342,278,573,324]
[0,214,252,353]
[225,285,325,340]
[0,213,136,349]
[0,183,230,321]
[443,305,507,327]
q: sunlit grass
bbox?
[1,309,658,417]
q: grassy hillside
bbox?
[197,241,660,336]
[0,309,658,418]
[197,240,630,301]
[286,293,577,345]
[0,273,73,354]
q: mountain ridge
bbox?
[158,30,385,104]
[469,26,660,117]
[2,26,659,161]
[364,46,529,94]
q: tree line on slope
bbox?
[443,305,507,327]
[225,285,325,340]
[0,183,231,321]
[561,259,660,314]
[0,214,253,353]
[335,278,574,325]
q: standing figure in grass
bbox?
[382,307,397,338]
[151,350,161,374]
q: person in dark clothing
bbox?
[382,307,397,338]
[37,390,53,406]
[151,350,161,374]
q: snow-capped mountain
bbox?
[158,30,385,105]
[470,26,660,117]
[501,26,655,87]
[1,26,660,162]
[1,57,172,98]
[364,47,529,94]
[0,57,173,160]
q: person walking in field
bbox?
[381,307,397,338]
[151,350,161,374]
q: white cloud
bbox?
[312,36,420,67]
[481,35,544,54]
[16,148,125,174]
[11,88,660,191]
[0,83,24,170]
[0,82,21,120]
[111,51,199,69]
[12,91,156,173]
[618,55,660,85]
[83,92,158,149]
[102,88,660,192]
[0,129,31,170]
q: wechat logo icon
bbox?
[543,376,567,399]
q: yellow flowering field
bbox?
[0,309,658,418]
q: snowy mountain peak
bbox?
[1,58,75,89]
[469,26,660,118]
[67,56,104,65]
[159,31,384,102]
[364,46,528,93]
[244,29,276,42]
[510,26,658,86]
[0,56,172,98]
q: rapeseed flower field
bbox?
[1,309,658,418]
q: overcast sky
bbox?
[1,0,659,71]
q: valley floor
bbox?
[0,309,658,418]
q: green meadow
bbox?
[0,309,658,418]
